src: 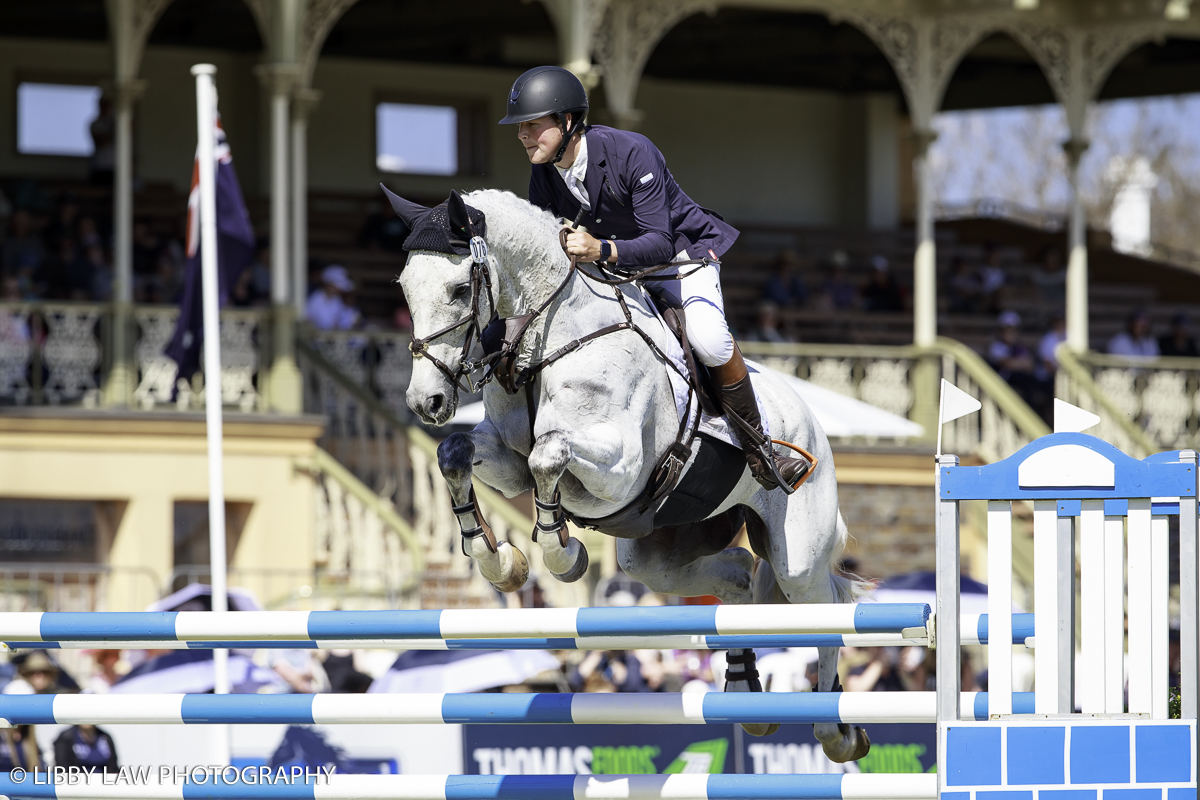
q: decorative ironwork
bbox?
[41,306,102,406]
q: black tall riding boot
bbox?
[711,346,811,493]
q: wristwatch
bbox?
[600,241,612,262]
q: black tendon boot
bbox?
[711,347,811,493]
[724,649,780,737]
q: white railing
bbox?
[739,337,1049,461]
[1055,346,1171,458]
[0,301,269,410]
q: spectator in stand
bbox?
[4,651,63,695]
[948,256,981,314]
[1031,245,1066,306]
[2,210,46,276]
[1108,310,1159,358]
[249,240,272,301]
[819,251,858,311]
[45,196,81,249]
[570,650,649,693]
[89,96,116,185]
[306,265,361,330]
[131,221,160,279]
[988,311,1049,413]
[1159,313,1199,358]
[0,725,41,772]
[270,650,330,693]
[78,216,102,250]
[743,302,792,344]
[322,651,373,693]
[1037,313,1067,381]
[761,250,808,308]
[861,255,904,312]
[961,650,982,693]
[82,650,122,694]
[978,242,1007,314]
[54,725,118,771]
[359,196,410,252]
[845,647,904,691]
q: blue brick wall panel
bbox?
[1167,790,1197,800]
[1104,790,1162,800]
[1042,792,1098,800]
[946,727,1002,786]
[1136,726,1192,783]
[1007,726,1065,785]
[1072,726,1132,784]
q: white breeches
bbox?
[646,253,734,367]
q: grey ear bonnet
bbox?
[380,185,488,260]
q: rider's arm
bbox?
[612,144,675,268]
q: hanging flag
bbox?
[1053,398,1101,433]
[165,110,256,388]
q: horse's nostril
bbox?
[426,394,445,416]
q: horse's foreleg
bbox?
[437,422,533,593]
[527,430,588,583]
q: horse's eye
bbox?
[452,284,470,298]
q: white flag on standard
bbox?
[940,379,982,424]
[938,379,982,455]
[1053,398,1101,433]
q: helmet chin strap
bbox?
[552,114,585,165]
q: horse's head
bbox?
[387,186,493,426]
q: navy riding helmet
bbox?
[499,66,588,163]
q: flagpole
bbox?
[192,62,231,765]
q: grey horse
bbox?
[394,187,869,763]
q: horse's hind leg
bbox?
[750,487,871,763]
[527,431,589,582]
[438,419,533,593]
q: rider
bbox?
[499,65,808,493]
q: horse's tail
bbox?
[827,509,872,604]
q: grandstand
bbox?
[3,0,1200,615]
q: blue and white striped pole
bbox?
[1,611,1035,650]
[0,690,1033,726]
[0,604,929,644]
[0,772,938,800]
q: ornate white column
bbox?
[540,0,606,87]
[593,0,714,129]
[256,62,302,413]
[291,88,320,319]
[1003,21,1162,352]
[103,0,173,406]
[912,128,939,348]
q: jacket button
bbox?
[595,219,602,223]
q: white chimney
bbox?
[1107,155,1158,257]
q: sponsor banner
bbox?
[464,722,936,775]
[742,723,936,774]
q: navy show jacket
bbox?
[528,125,739,268]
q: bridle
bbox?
[407,236,495,394]
[408,227,710,401]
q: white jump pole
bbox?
[191,62,230,766]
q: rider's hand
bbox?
[562,227,616,263]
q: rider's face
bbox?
[517,115,564,164]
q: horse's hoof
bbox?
[740,722,780,738]
[551,540,589,583]
[819,724,871,763]
[491,542,529,593]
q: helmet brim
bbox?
[497,110,550,125]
